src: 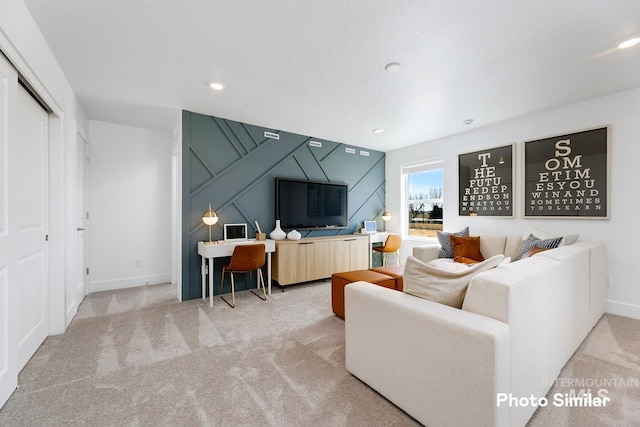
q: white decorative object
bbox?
[269,220,286,240]
[287,229,301,240]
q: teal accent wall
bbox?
[182,110,385,300]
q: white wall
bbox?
[171,114,183,300]
[89,120,172,292]
[386,88,640,319]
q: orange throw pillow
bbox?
[450,235,485,262]
[454,256,480,265]
[521,246,550,259]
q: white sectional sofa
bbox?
[344,234,606,427]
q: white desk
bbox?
[367,232,388,267]
[198,239,276,307]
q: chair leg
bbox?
[231,273,236,307]
[382,252,387,266]
[396,251,402,266]
[220,269,236,308]
[250,269,267,301]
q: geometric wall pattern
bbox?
[182,110,385,300]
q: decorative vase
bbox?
[269,220,286,240]
[287,229,302,240]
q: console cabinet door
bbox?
[304,241,330,281]
[329,238,369,272]
[349,238,370,270]
[273,243,303,285]
[329,240,351,274]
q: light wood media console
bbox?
[272,234,370,288]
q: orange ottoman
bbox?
[371,265,404,291]
[331,270,395,319]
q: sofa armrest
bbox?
[412,243,440,262]
[345,282,510,427]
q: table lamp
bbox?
[381,211,391,231]
[202,203,219,243]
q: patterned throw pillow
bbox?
[522,225,579,247]
[514,234,563,261]
[437,227,469,258]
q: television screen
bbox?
[276,178,348,230]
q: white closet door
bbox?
[73,132,89,312]
[0,47,19,409]
[15,84,49,371]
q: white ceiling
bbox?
[23,0,640,152]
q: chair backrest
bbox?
[383,234,402,252]
[228,244,266,272]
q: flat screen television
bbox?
[276,178,348,230]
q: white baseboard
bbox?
[89,274,171,293]
[606,300,640,320]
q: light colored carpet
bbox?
[0,282,419,426]
[527,314,640,426]
[0,282,639,426]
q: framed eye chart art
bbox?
[524,126,609,219]
[458,144,514,217]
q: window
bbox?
[402,159,444,238]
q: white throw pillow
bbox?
[427,258,471,273]
[560,234,579,246]
[521,225,553,240]
[521,225,579,247]
[403,254,505,308]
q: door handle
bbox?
[77,228,85,231]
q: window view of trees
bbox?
[407,169,444,237]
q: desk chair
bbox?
[373,234,402,266]
[220,244,267,308]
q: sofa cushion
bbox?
[504,235,525,260]
[475,234,505,258]
[403,254,505,308]
[514,234,563,261]
[437,227,469,258]
[450,235,484,262]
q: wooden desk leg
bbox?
[267,252,272,296]
[208,257,214,307]
[201,256,206,300]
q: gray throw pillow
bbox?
[514,234,563,261]
[437,227,469,258]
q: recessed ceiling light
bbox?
[209,81,225,91]
[384,62,401,72]
[618,37,640,50]
[373,128,384,134]
[463,119,474,125]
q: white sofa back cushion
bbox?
[478,234,507,258]
[413,234,523,262]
